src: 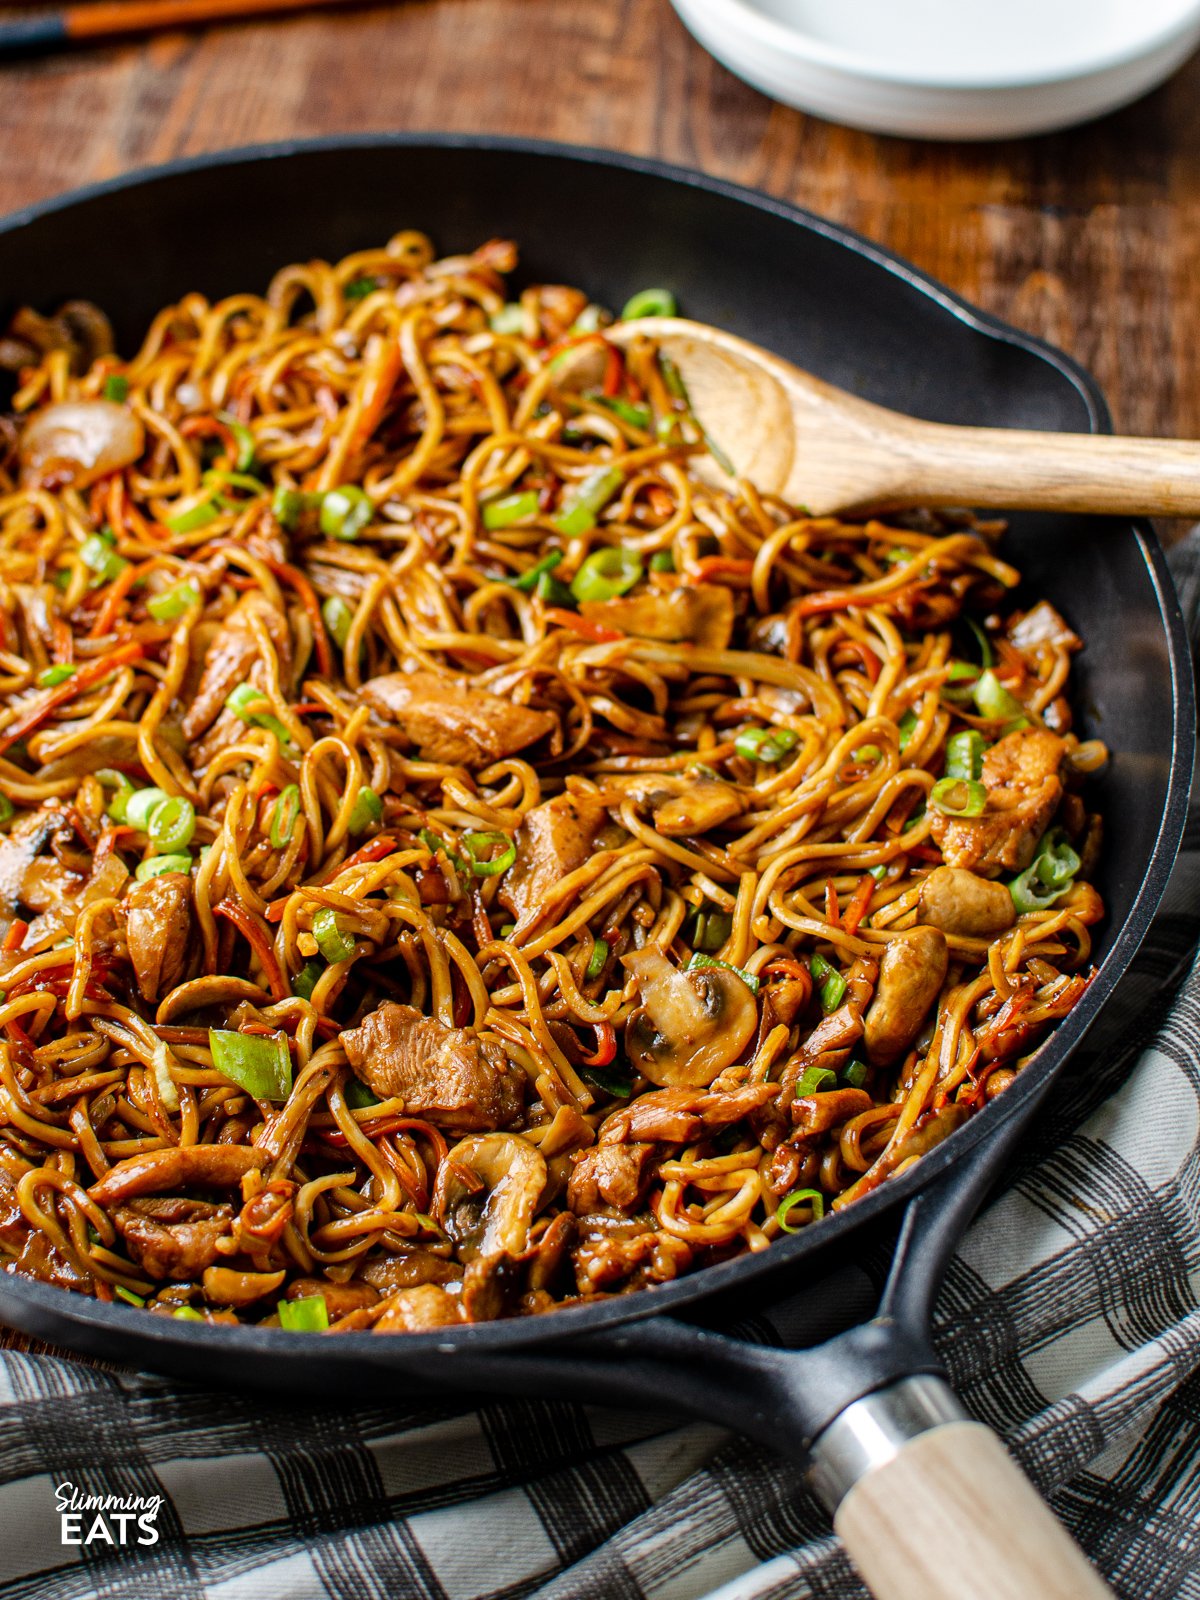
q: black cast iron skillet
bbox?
[0,137,1191,1600]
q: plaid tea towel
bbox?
[0,543,1196,1600]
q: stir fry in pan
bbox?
[0,235,1106,1332]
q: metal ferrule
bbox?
[806,1374,968,1512]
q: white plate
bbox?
[669,0,1200,139]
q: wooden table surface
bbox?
[1,0,1199,446]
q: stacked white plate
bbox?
[669,0,1200,140]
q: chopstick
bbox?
[0,0,364,58]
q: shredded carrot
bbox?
[0,641,145,753]
[693,556,754,581]
[267,560,335,679]
[602,344,623,398]
[578,1021,617,1066]
[542,608,622,643]
[842,874,875,936]
[212,898,288,1001]
[89,560,148,639]
[2,920,28,953]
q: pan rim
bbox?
[0,133,1191,1364]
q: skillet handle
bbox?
[810,1376,1116,1600]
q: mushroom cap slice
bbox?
[434,1133,548,1261]
[622,946,758,1088]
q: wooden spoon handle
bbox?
[834,1420,1115,1600]
[893,421,1200,516]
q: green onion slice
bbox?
[173,1306,204,1321]
[103,375,129,402]
[225,684,294,746]
[536,572,575,606]
[735,726,800,764]
[944,729,987,782]
[277,1295,329,1332]
[569,544,642,602]
[165,498,222,534]
[272,485,311,530]
[321,595,354,648]
[973,670,1030,731]
[685,952,761,993]
[345,1076,380,1110]
[37,664,76,688]
[503,551,563,592]
[135,853,193,881]
[80,534,128,584]
[489,303,525,335]
[0,795,13,826]
[843,1059,869,1089]
[649,549,675,573]
[1035,828,1081,889]
[292,959,323,1001]
[621,287,677,320]
[347,786,383,836]
[124,787,169,830]
[209,1027,292,1101]
[1010,864,1068,915]
[795,1065,837,1096]
[97,769,136,822]
[147,581,201,622]
[148,795,196,852]
[689,910,733,952]
[594,394,651,430]
[461,830,517,877]
[809,952,847,1013]
[115,1286,146,1307]
[965,616,995,668]
[776,1188,826,1232]
[897,710,919,751]
[930,777,988,818]
[579,1063,635,1098]
[270,785,301,849]
[312,907,356,964]
[585,938,610,980]
[319,485,373,541]
[483,490,540,531]
[344,277,377,301]
[217,412,256,472]
[554,466,625,539]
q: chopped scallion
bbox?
[319,486,373,542]
[277,1295,329,1332]
[776,1188,825,1232]
[482,490,540,531]
[37,664,76,688]
[554,466,625,539]
[685,952,761,993]
[930,777,988,818]
[809,952,847,1013]
[569,543,642,602]
[735,726,799,764]
[209,1026,292,1101]
[585,938,610,980]
[461,829,517,877]
[347,786,383,836]
[312,907,356,964]
[147,580,201,622]
[270,785,301,849]
[321,595,354,648]
[621,287,677,320]
[135,853,193,881]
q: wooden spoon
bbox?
[605,317,1200,517]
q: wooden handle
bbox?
[891,422,1200,516]
[834,1420,1115,1600]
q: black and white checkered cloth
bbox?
[0,545,1198,1600]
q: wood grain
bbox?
[835,1421,1116,1600]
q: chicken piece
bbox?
[182,593,293,741]
[789,1087,873,1137]
[113,1197,232,1281]
[1007,601,1081,654]
[125,871,192,1003]
[766,1140,820,1197]
[863,930,948,1067]
[361,1252,459,1293]
[917,866,1015,939]
[567,1142,656,1214]
[361,670,558,768]
[573,1230,691,1294]
[579,584,734,649]
[284,1278,380,1319]
[373,1283,462,1333]
[929,727,1066,878]
[89,1144,267,1206]
[534,285,590,341]
[778,1005,864,1107]
[652,778,746,837]
[341,1003,525,1130]
[498,793,606,927]
[598,1081,777,1145]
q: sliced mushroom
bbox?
[20,400,144,488]
[433,1133,547,1261]
[202,1266,286,1307]
[863,929,948,1067]
[653,777,747,837]
[917,866,1015,939]
[622,945,758,1088]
